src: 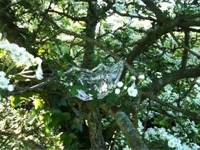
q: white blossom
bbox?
[115,88,120,95]
[0,71,6,77]
[7,84,14,92]
[131,76,136,80]
[164,84,173,93]
[0,76,9,89]
[123,86,127,90]
[155,72,162,78]
[127,85,138,97]
[144,127,200,149]
[137,120,144,134]
[167,136,181,148]
[0,71,14,91]
[138,74,145,80]
[196,77,200,84]
[34,57,43,65]
[0,43,33,68]
[69,82,73,86]
[0,41,43,80]
[117,81,123,88]
[35,65,43,80]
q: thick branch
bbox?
[127,20,177,64]
[49,9,86,21]
[101,104,148,150]
[0,0,31,47]
[141,0,167,23]
[181,31,189,70]
[145,67,200,94]
[82,103,106,149]
[81,1,99,68]
[126,13,200,68]
[147,94,200,121]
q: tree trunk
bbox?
[81,0,98,69]
[81,1,106,149]
[85,106,106,149]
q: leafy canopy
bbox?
[0,0,200,149]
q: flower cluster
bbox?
[0,41,43,80]
[114,75,139,97]
[127,84,138,97]
[114,81,124,95]
[144,127,200,149]
[0,71,14,92]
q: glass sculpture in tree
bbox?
[65,61,124,101]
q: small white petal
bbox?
[124,86,127,90]
[131,76,136,80]
[35,57,42,65]
[0,77,9,89]
[155,72,162,78]
[138,74,145,80]
[117,81,123,88]
[127,86,138,97]
[7,84,14,92]
[0,71,6,77]
[196,78,200,84]
[35,65,43,80]
[70,82,73,86]
[115,88,120,95]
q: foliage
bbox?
[0,0,200,149]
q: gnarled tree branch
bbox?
[145,66,200,94]
[101,104,149,150]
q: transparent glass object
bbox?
[65,61,124,101]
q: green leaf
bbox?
[33,99,44,109]
[62,112,71,121]
[61,133,77,146]
[38,48,46,56]
[45,127,51,135]
[71,123,82,132]
[50,107,62,113]
[10,96,20,107]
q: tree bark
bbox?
[101,104,148,150]
[114,111,148,150]
[81,1,106,149]
[85,106,106,149]
[81,0,99,69]
[0,0,32,47]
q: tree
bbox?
[0,0,200,149]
